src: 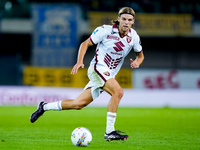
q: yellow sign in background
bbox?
[88,12,192,36]
[88,11,118,32]
[135,13,192,36]
[23,67,132,88]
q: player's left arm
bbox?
[130,51,144,68]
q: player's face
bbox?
[118,14,134,35]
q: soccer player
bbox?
[30,7,144,141]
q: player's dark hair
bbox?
[111,7,135,27]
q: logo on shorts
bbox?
[103,71,110,76]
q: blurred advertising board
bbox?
[0,86,199,107]
[23,67,200,89]
[88,12,192,36]
[135,13,192,36]
[23,66,132,88]
[31,4,81,67]
[88,11,118,31]
[133,69,200,89]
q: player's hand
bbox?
[71,63,84,75]
[130,58,139,68]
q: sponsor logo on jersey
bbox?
[103,71,110,76]
[113,41,125,52]
[107,35,120,41]
[93,29,99,34]
[111,52,122,55]
[126,36,132,43]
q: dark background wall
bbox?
[0,0,200,85]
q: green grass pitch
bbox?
[0,106,200,150]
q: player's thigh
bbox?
[103,78,123,96]
[74,87,93,106]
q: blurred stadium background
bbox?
[0,0,200,107]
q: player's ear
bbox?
[132,18,135,26]
[117,16,120,22]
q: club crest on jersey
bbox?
[126,36,132,43]
[103,71,110,76]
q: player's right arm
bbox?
[71,38,93,75]
[71,26,105,75]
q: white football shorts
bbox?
[84,65,114,100]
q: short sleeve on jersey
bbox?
[133,34,142,52]
[90,26,106,44]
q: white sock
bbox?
[43,101,62,111]
[106,112,117,134]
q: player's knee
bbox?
[119,88,124,98]
[115,88,124,99]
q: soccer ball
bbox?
[71,127,92,147]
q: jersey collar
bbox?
[112,23,132,37]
